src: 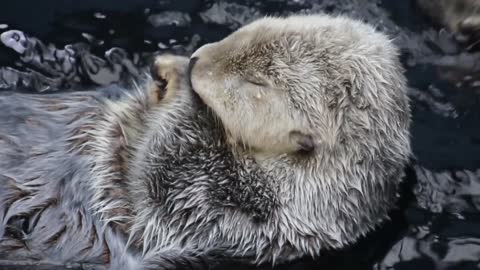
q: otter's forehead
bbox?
[216,15,396,75]
[235,15,387,47]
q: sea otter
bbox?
[417,0,480,43]
[0,14,411,269]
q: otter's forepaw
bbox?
[456,15,480,43]
[149,54,190,103]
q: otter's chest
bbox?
[141,117,278,222]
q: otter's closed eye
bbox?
[245,77,269,87]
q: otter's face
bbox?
[190,15,408,159]
[189,20,319,155]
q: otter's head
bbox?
[190,14,410,160]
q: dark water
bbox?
[0,0,479,269]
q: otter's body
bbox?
[0,15,411,270]
[0,77,286,269]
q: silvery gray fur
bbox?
[0,14,411,269]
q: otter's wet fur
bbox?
[0,15,411,269]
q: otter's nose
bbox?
[188,57,199,76]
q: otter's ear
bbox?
[343,79,369,109]
[289,131,315,152]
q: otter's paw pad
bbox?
[151,54,189,84]
[149,54,189,102]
